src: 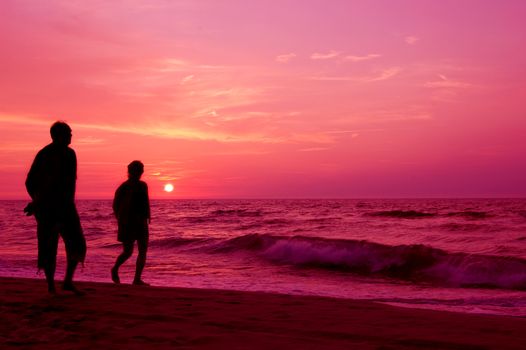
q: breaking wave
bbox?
[445,211,490,219]
[211,234,526,290]
[366,210,436,219]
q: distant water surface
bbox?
[1,199,525,316]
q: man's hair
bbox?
[50,121,72,141]
[128,160,144,178]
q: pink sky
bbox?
[1,0,525,199]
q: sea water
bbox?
[1,199,525,316]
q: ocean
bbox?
[1,199,526,317]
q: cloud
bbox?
[0,113,270,143]
[310,50,340,60]
[289,132,334,144]
[309,67,401,82]
[298,147,330,152]
[307,76,355,81]
[0,143,42,152]
[275,53,296,63]
[344,54,381,62]
[76,136,105,145]
[425,74,471,88]
[325,130,362,139]
[405,36,419,45]
[152,58,188,72]
[0,112,334,146]
[0,113,52,128]
[364,67,401,82]
[180,74,194,84]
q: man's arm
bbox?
[113,185,123,219]
[144,182,151,224]
[66,149,77,202]
[25,151,43,200]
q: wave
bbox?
[366,210,436,219]
[212,234,526,290]
[180,216,218,224]
[438,223,485,232]
[210,209,263,217]
[150,237,211,249]
[446,211,490,219]
[366,210,491,220]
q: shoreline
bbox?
[2,277,526,349]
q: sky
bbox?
[1,0,525,199]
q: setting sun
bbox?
[164,183,174,193]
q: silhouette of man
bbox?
[25,121,86,294]
[111,160,151,286]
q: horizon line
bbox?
[3,196,526,201]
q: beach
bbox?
[1,277,525,349]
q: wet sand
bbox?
[1,277,525,349]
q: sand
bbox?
[1,277,525,349]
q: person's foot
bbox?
[48,284,56,294]
[111,267,120,284]
[132,279,150,286]
[62,282,86,296]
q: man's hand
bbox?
[23,202,35,216]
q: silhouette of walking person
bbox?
[111,161,151,286]
[25,121,87,295]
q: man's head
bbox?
[128,160,144,180]
[50,121,72,146]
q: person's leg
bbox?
[37,219,59,294]
[43,257,57,294]
[112,241,134,284]
[63,260,80,293]
[133,236,149,285]
[62,207,87,295]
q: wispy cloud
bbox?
[0,113,52,128]
[77,136,105,145]
[0,143,42,152]
[275,53,296,63]
[307,76,355,81]
[152,58,189,72]
[344,54,381,62]
[405,36,419,45]
[0,112,334,146]
[325,130,361,138]
[180,74,194,84]
[0,113,273,143]
[308,67,401,82]
[298,147,330,152]
[75,121,282,144]
[364,67,401,82]
[425,74,471,88]
[311,50,340,60]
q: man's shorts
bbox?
[36,205,86,269]
[117,220,149,243]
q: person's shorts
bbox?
[117,220,149,243]
[36,205,86,269]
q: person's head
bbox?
[127,160,144,180]
[50,121,72,146]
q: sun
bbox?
[164,183,174,193]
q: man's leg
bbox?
[112,241,134,284]
[64,259,78,287]
[44,260,57,294]
[37,219,59,294]
[133,236,149,285]
[62,208,87,295]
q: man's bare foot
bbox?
[111,267,120,284]
[132,279,150,286]
[62,282,86,296]
[48,285,56,294]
